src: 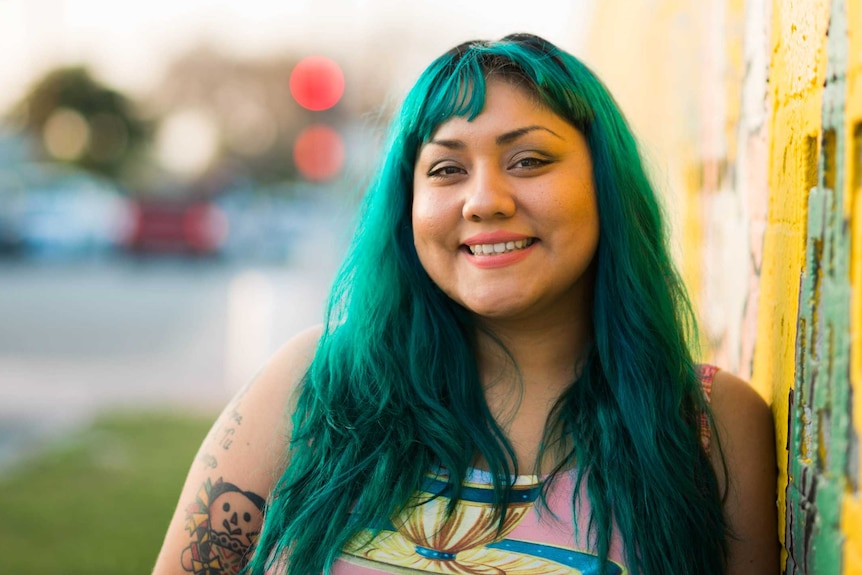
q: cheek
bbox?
[411,196,460,295]
[543,185,600,259]
[411,193,455,251]
[560,181,599,230]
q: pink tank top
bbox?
[331,365,718,575]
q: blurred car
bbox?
[0,134,29,254]
[0,179,24,255]
[123,199,229,256]
[215,188,300,262]
[0,162,130,259]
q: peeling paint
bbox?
[774,1,852,571]
[845,0,862,568]
[585,1,859,571]
[761,2,831,563]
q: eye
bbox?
[510,156,551,170]
[223,503,231,512]
[243,512,252,522]
[427,163,466,178]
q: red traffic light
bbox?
[289,56,345,112]
[293,124,345,182]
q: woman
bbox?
[153,34,778,575]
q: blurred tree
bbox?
[9,66,150,183]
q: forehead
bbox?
[423,80,570,144]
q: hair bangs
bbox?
[410,40,596,148]
[414,53,490,144]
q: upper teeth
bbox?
[468,238,534,256]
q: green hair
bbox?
[247,33,727,575]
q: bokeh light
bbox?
[43,108,91,161]
[292,124,344,182]
[156,109,220,177]
[289,56,345,112]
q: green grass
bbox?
[0,410,216,575]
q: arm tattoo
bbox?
[196,453,218,470]
[199,382,252,469]
[219,428,236,450]
[180,477,266,575]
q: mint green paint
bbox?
[785,1,852,573]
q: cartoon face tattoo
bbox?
[181,478,266,575]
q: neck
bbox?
[477,317,591,384]
[473,261,596,394]
[469,269,595,472]
[475,301,592,397]
[472,305,590,473]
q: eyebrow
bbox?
[426,125,564,150]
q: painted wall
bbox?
[586,0,860,572]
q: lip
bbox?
[462,231,533,246]
[462,240,538,269]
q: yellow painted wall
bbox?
[587,0,858,571]
[586,0,703,299]
[761,1,831,562]
[843,0,862,568]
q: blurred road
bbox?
[0,239,342,468]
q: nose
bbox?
[462,165,516,222]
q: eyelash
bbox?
[511,157,550,169]
[427,165,464,178]
[426,156,550,179]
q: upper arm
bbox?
[708,370,780,575]
[152,324,322,575]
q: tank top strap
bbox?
[696,364,719,454]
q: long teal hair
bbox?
[247,34,727,575]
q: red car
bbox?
[125,199,228,255]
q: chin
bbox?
[461,298,531,320]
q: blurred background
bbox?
[0,0,593,449]
[4,0,860,572]
[0,1,592,572]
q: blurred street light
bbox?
[292,124,344,182]
[155,108,219,178]
[289,55,344,112]
[42,107,90,161]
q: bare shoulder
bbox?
[708,369,780,575]
[246,323,324,416]
[709,370,774,460]
[215,323,323,475]
[151,324,323,575]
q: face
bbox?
[412,79,599,324]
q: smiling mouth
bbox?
[465,237,536,256]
